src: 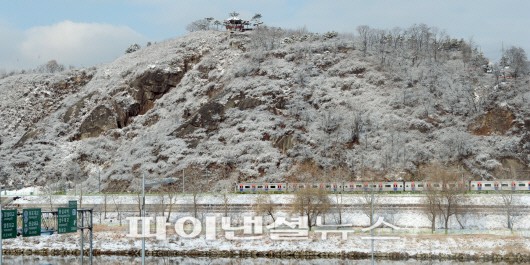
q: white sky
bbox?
[1,0,529,71]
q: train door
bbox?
[528,182,530,191]
[477,182,482,191]
[239,184,243,192]
[264,184,269,192]
[378,182,383,191]
[393,182,398,192]
[494,182,499,191]
[363,182,369,192]
[512,181,516,191]
[411,181,415,192]
[251,184,256,192]
[333,183,337,193]
[278,184,282,191]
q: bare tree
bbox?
[291,188,331,230]
[37,60,65,73]
[333,192,345,225]
[165,190,177,222]
[422,165,467,234]
[498,189,521,232]
[183,166,205,219]
[329,166,351,225]
[111,195,124,226]
[155,178,178,222]
[186,18,211,32]
[423,187,440,233]
[221,190,231,218]
[254,192,276,223]
[125,43,141,54]
[357,25,370,56]
[437,182,466,233]
[78,184,83,208]
[189,185,202,219]
[361,183,379,226]
[103,191,108,219]
[213,20,222,30]
[251,13,262,26]
[42,183,60,211]
[504,46,529,79]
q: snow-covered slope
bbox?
[0,29,528,192]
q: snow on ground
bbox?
[2,224,529,257]
[2,193,529,257]
[7,193,530,230]
[2,256,517,265]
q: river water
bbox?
[0,256,517,265]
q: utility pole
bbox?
[370,185,374,265]
[0,185,3,265]
[141,172,145,265]
[98,168,101,194]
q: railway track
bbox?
[6,202,528,215]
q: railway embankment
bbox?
[2,193,529,262]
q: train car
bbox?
[470,180,530,192]
[470,180,503,191]
[418,181,443,191]
[343,182,366,192]
[237,180,529,194]
[236,182,286,193]
[404,181,426,192]
[513,180,530,191]
[322,182,342,193]
[470,181,495,191]
[379,181,404,192]
[287,182,307,192]
[287,182,342,192]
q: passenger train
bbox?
[236,180,530,193]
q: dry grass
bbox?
[93,224,128,233]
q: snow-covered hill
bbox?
[1,28,529,192]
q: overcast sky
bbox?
[1,0,529,71]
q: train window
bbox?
[326,185,331,188]
[484,184,492,187]
[245,185,250,189]
[417,184,423,188]
[257,185,263,189]
[519,183,525,187]
[385,184,391,188]
[270,185,276,188]
[356,184,363,188]
[433,184,440,188]
[501,184,508,187]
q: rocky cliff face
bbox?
[0,30,528,192]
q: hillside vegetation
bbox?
[1,25,529,192]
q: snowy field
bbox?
[1,190,530,259]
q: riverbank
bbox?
[2,226,530,263]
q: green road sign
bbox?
[68,200,77,233]
[1,210,17,239]
[22,208,41,237]
[57,208,71,234]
